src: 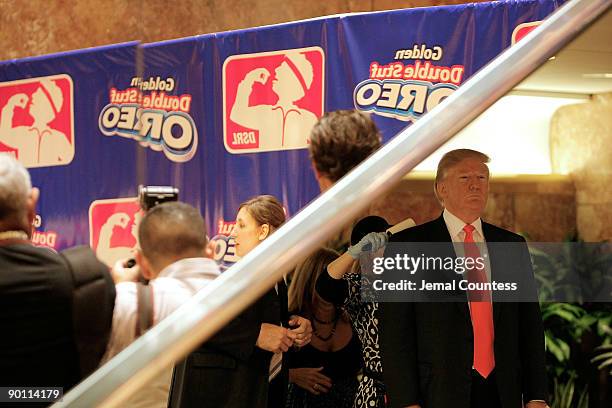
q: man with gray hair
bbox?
[102,201,221,408]
[0,153,112,389]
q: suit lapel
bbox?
[482,222,503,325]
[429,214,453,242]
[430,215,472,326]
[277,278,289,326]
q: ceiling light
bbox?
[582,73,612,79]
[413,95,583,175]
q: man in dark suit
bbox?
[171,284,291,408]
[379,149,548,408]
[0,154,113,392]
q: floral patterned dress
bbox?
[316,270,386,408]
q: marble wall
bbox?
[368,175,577,242]
[0,0,485,60]
[550,93,612,242]
[367,89,612,244]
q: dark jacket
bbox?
[173,284,288,408]
[379,215,547,408]
[0,242,115,389]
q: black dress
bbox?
[316,270,386,408]
[286,333,362,408]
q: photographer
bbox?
[100,201,220,408]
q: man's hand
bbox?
[111,258,140,283]
[289,367,332,395]
[256,323,296,353]
[526,402,549,408]
[289,315,312,347]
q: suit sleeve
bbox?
[379,237,421,407]
[380,301,420,407]
[201,300,262,363]
[517,238,548,401]
[316,268,349,305]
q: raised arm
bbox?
[316,232,388,305]
[0,93,28,145]
[229,68,272,129]
[327,251,355,279]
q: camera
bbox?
[126,185,180,280]
[138,185,179,211]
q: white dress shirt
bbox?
[101,257,221,408]
[442,208,491,282]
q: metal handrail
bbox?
[54,0,611,406]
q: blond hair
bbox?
[434,149,490,203]
[288,247,339,314]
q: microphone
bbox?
[360,217,416,252]
[386,217,416,235]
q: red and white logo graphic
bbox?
[0,74,75,168]
[512,21,542,45]
[223,47,325,154]
[89,198,142,267]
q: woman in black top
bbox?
[315,216,390,408]
[286,248,362,408]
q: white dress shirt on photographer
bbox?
[101,257,221,408]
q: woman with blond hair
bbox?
[286,247,362,408]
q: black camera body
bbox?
[129,185,180,281]
[138,185,179,211]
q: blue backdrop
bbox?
[0,0,563,265]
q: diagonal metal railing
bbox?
[54,0,611,406]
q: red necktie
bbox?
[463,224,495,378]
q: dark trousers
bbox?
[470,370,501,408]
[267,368,289,408]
